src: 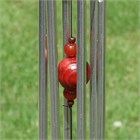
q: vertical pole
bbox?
[47,0,60,139]
[90,0,98,139]
[97,0,105,139]
[39,0,47,140]
[62,0,71,139]
[77,0,86,139]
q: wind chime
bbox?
[58,1,90,139]
[40,0,105,139]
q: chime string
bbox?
[69,106,72,140]
[62,104,73,139]
[71,0,72,37]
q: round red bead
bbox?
[64,43,76,58]
[68,37,76,43]
[67,100,74,107]
[63,89,76,101]
[58,57,77,90]
[58,57,90,90]
[58,36,90,104]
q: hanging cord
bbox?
[71,0,72,37]
[69,106,72,140]
[62,104,73,140]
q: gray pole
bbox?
[97,0,105,139]
[77,0,86,139]
[47,0,60,139]
[62,0,71,139]
[90,0,98,139]
[39,0,47,139]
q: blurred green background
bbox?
[0,0,140,140]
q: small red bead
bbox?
[68,37,76,43]
[86,62,90,82]
[64,43,76,58]
[63,89,76,101]
[67,100,74,107]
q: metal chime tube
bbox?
[77,0,86,139]
[97,0,105,139]
[90,0,98,139]
[62,0,72,139]
[47,0,60,139]
[39,0,47,139]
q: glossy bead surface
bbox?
[68,37,76,43]
[58,57,77,90]
[63,89,76,101]
[58,57,90,90]
[64,37,76,58]
[64,43,76,58]
[58,36,90,104]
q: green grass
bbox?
[0,0,140,140]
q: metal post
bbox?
[47,0,60,139]
[62,0,72,139]
[97,0,105,139]
[77,0,86,139]
[90,0,98,139]
[39,0,47,139]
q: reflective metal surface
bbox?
[77,0,86,139]
[62,0,71,139]
[47,0,60,139]
[97,0,105,139]
[90,0,98,139]
[39,0,47,139]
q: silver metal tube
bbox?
[39,0,47,139]
[62,0,71,139]
[77,0,86,139]
[97,0,105,139]
[47,1,60,139]
[90,0,98,139]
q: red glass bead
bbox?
[63,89,76,101]
[58,57,77,90]
[86,63,90,82]
[58,57,90,90]
[68,37,76,43]
[67,100,74,107]
[64,43,76,58]
[58,36,90,105]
